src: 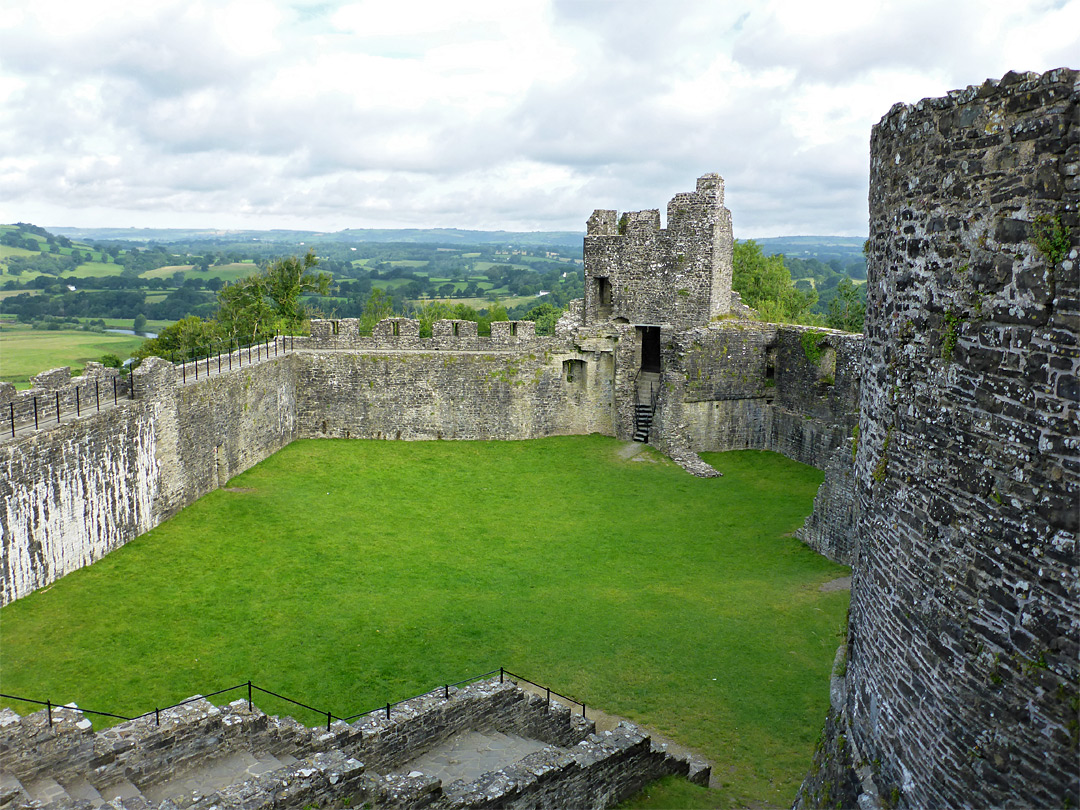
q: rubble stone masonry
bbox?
[798,67,1078,809]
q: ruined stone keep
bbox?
[1,68,1076,809]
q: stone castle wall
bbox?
[0,354,299,604]
[293,343,613,441]
[649,322,862,563]
[1,312,858,604]
[582,174,733,329]
[799,68,1078,809]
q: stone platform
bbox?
[0,678,709,809]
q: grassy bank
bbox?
[0,436,847,807]
[0,323,144,388]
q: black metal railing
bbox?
[0,666,586,735]
[500,668,587,717]
[174,333,296,385]
[3,333,299,440]
[4,376,134,440]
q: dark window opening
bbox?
[639,326,661,372]
[332,320,339,335]
[392,321,400,337]
[452,322,459,337]
[510,322,518,337]
[596,276,612,318]
[563,359,585,384]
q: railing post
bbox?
[155,707,160,726]
[500,667,504,684]
[75,387,80,417]
[444,684,449,699]
[182,359,186,383]
[46,700,52,726]
[55,391,60,423]
[33,397,38,431]
[326,711,332,732]
[95,380,100,412]
[582,703,586,717]
[217,350,221,374]
[546,687,550,707]
[247,680,252,711]
[130,371,135,399]
[194,350,198,380]
[9,402,14,438]
[385,702,391,720]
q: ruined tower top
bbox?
[582,173,734,330]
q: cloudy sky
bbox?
[0,0,1076,237]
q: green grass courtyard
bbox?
[0,436,848,808]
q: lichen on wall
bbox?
[1,406,158,603]
[802,67,1079,809]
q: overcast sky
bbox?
[0,0,1076,237]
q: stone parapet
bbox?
[0,678,706,809]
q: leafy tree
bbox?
[825,278,866,333]
[477,301,508,336]
[216,277,275,344]
[133,313,148,333]
[263,250,332,329]
[131,316,221,364]
[732,240,818,325]
[412,300,454,337]
[99,353,123,369]
[523,302,562,335]
[359,288,395,333]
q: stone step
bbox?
[23,775,70,806]
[141,749,295,805]
[61,775,105,807]
[0,772,30,809]
[98,778,146,806]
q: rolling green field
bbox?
[0,323,145,388]
[0,437,847,808]
[139,262,261,282]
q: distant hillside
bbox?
[46,227,866,259]
[47,226,586,249]
[751,236,866,264]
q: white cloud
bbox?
[0,0,1076,235]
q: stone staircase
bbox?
[633,371,660,442]
[0,678,709,809]
[0,696,359,809]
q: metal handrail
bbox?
[0,667,588,734]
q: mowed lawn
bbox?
[0,324,144,388]
[0,437,848,807]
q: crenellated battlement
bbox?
[0,363,131,440]
[582,173,733,330]
[307,318,543,351]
